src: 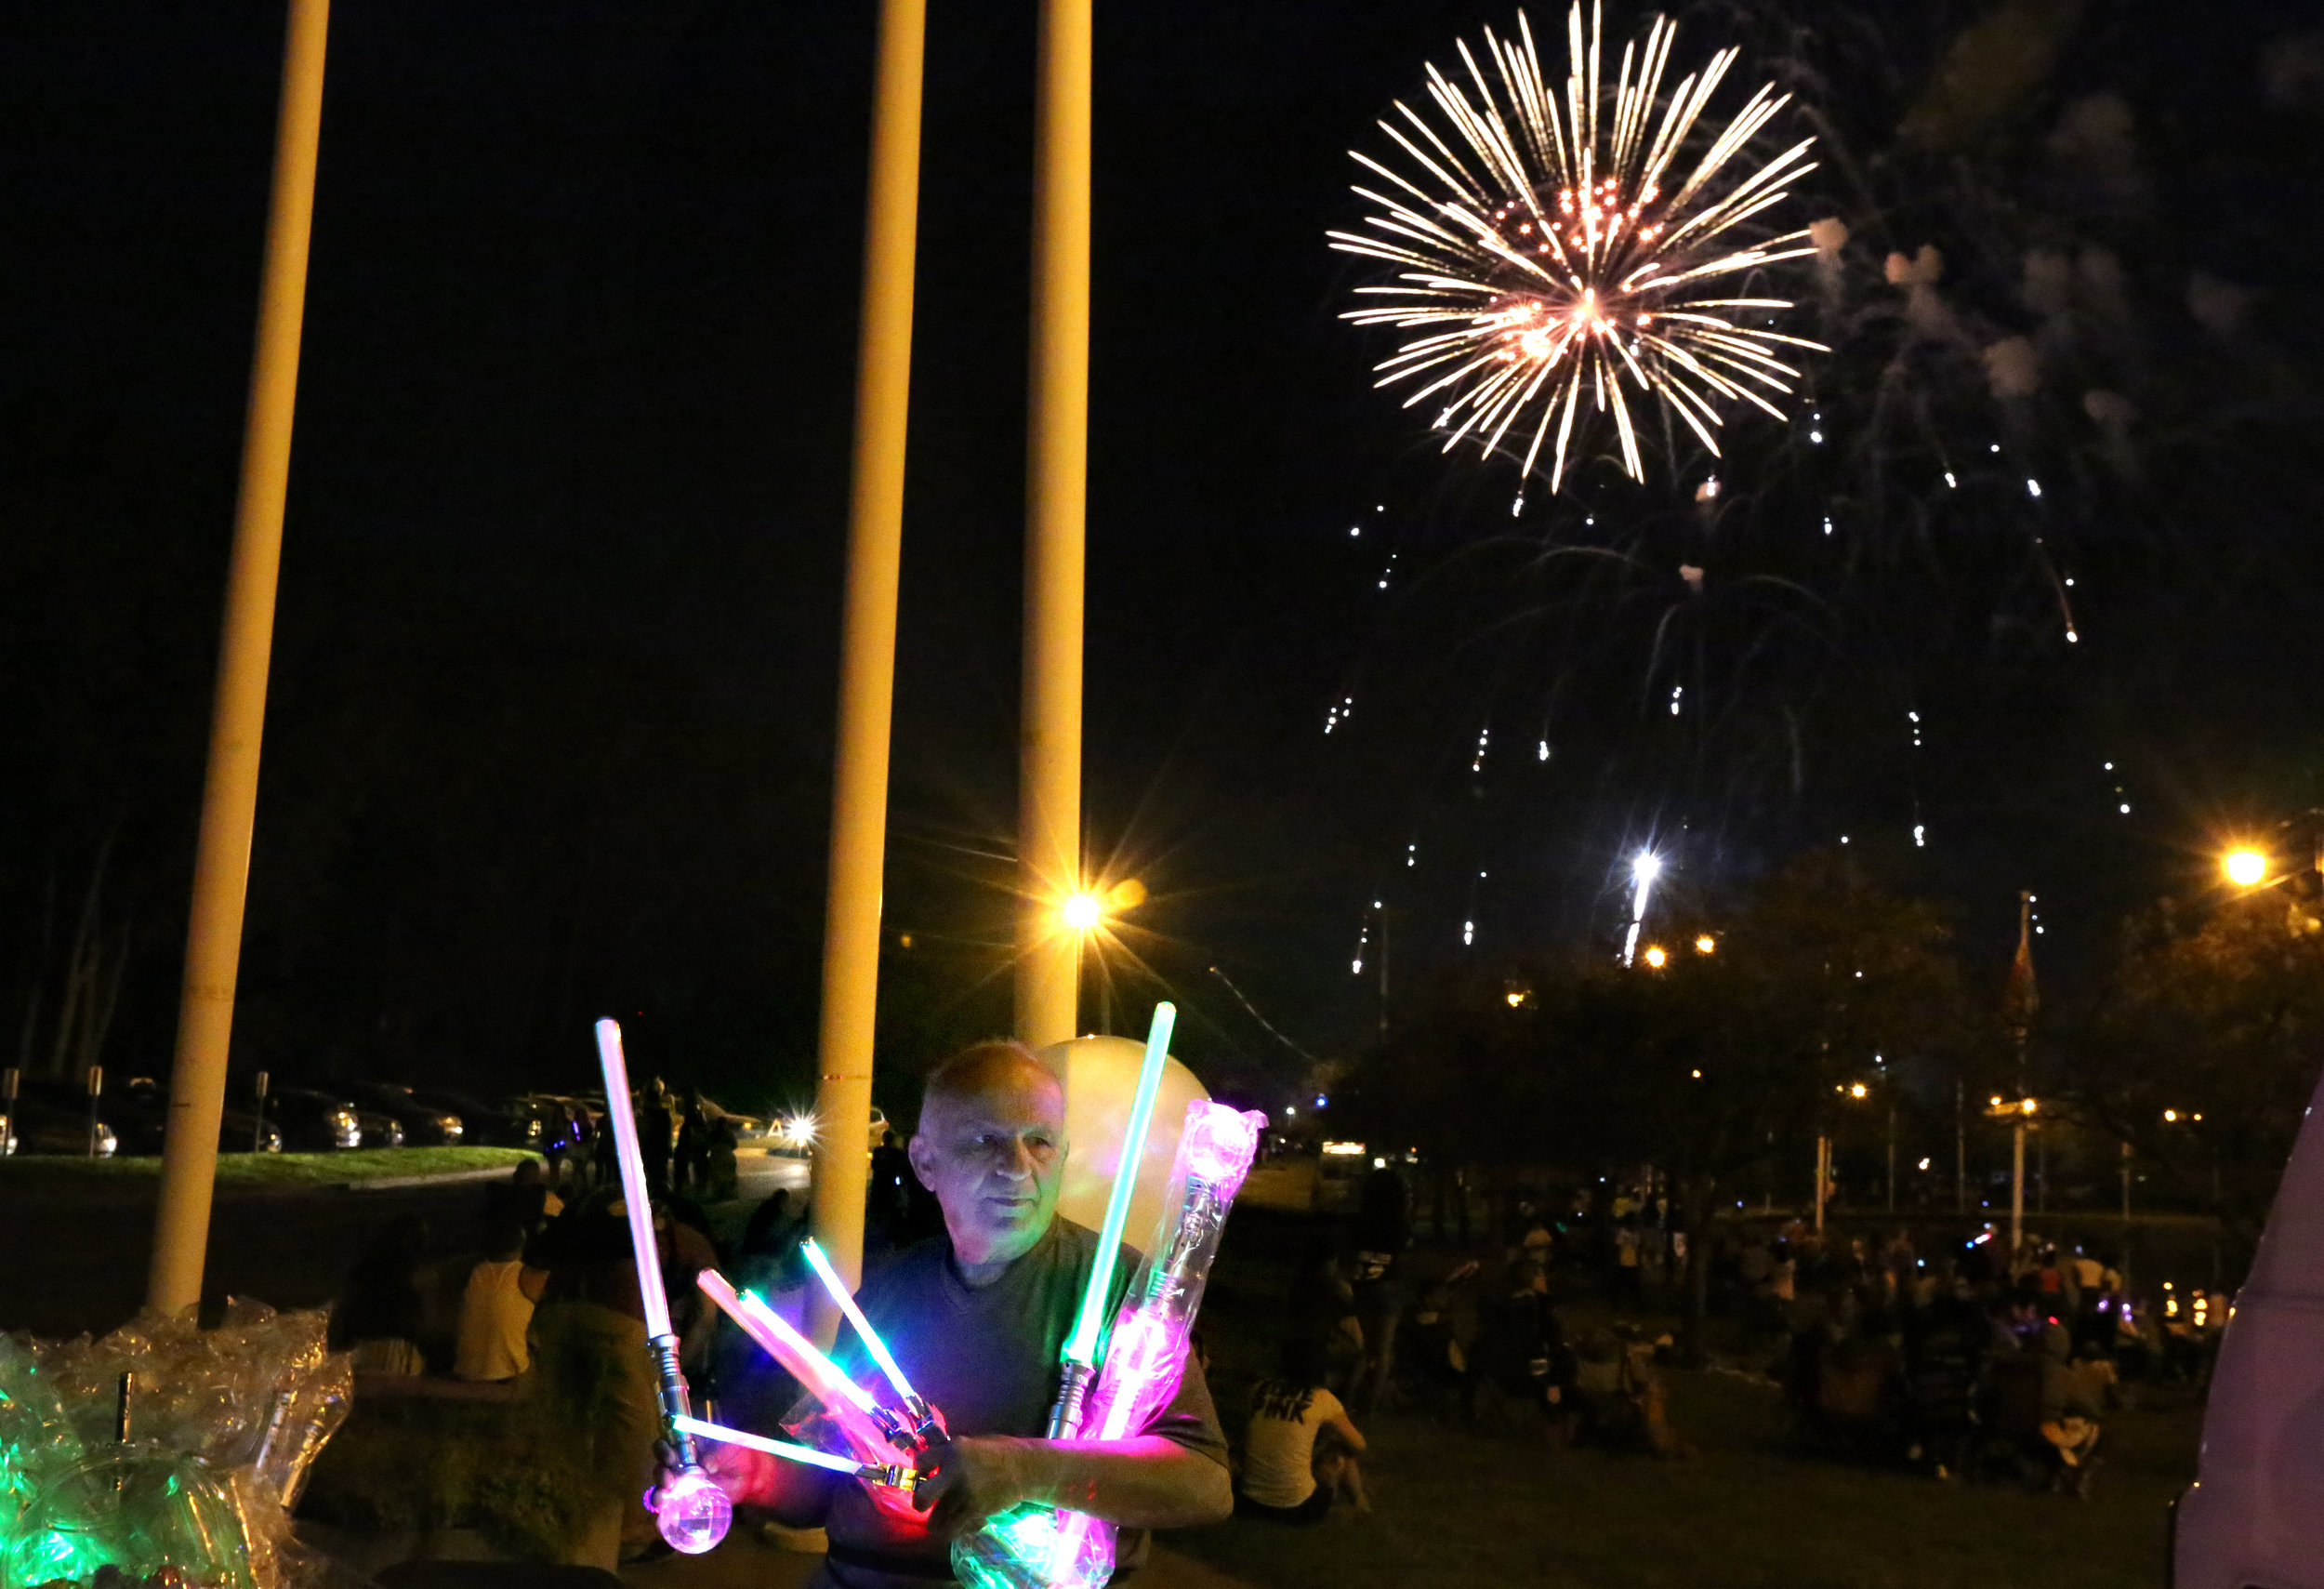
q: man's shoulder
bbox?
[861,1234,953,1295]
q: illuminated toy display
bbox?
[952,1088,1266,1589]
[592,1018,732,1556]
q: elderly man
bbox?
[708,1041,1233,1586]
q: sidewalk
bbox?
[619,1530,1257,1589]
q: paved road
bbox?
[0,1148,812,1340]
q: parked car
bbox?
[352,1107,405,1148]
[341,1082,465,1145]
[409,1089,538,1149]
[0,1095,117,1157]
[55,1077,277,1156]
[266,1087,363,1151]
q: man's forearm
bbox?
[987,1436,1233,1529]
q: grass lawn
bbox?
[0,1145,538,1187]
[1174,1225,2199,1589]
[1171,1368,2196,1589]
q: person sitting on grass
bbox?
[455,1220,546,1383]
[1235,1337,1369,1522]
[332,1215,430,1375]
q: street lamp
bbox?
[2224,847,2268,889]
[1060,892,1105,932]
[1642,945,1669,969]
[1694,934,1716,956]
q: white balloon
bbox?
[1035,1036,1209,1250]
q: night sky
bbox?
[4,0,2319,1115]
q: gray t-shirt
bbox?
[797,1215,1228,1588]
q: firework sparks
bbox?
[1330,3,1826,494]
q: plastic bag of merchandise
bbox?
[4,1302,352,1589]
[2,1445,265,1589]
[0,1335,86,1529]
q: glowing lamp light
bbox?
[1631,852,1662,884]
[1505,989,1526,1007]
[1849,1082,1869,1100]
[2021,1098,2039,1116]
[1061,893,1106,932]
[2224,848,2267,888]
[2163,1109,2178,1122]
[1694,934,1716,955]
[1642,945,1668,968]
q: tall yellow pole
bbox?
[1016,0,1092,1050]
[806,0,926,1341]
[146,0,329,1318]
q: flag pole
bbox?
[1016,0,1093,1049]
[147,0,329,1317]
[805,0,928,1344]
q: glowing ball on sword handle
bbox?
[594,1017,731,1554]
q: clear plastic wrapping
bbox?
[1,1302,350,1589]
[953,1101,1266,1589]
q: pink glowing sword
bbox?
[594,1017,732,1554]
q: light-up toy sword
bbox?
[670,1416,918,1490]
[594,1017,732,1555]
[799,1237,944,1451]
[694,1269,919,1493]
[1046,1001,1176,1438]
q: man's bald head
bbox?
[909,1040,1070,1277]
[920,1040,1063,1119]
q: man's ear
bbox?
[906,1132,937,1189]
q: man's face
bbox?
[908,1064,1069,1268]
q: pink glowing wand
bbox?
[594,1017,731,1555]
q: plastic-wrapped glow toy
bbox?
[952,1096,1267,1589]
[593,1018,731,1556]
[1047,1003,1176,1441]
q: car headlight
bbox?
[96,1126,118,1158]
[527,1119,542,1138]
[441,1117,464,1138]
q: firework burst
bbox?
[1331,2,1826,497]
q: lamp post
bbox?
[146,0,329,1317]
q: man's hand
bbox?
[913,1437,1031,1539]
[702,1441,781,1508]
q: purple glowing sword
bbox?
[595,1016,732,1554]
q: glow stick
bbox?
[695,1270,878,1417]
[1054,1002,1174,1399]
[671,1416,913,1487]
[593,1018,729,1555]
[800,1237,920,1405]
[799,1237,943,1450]
[596,1018,675,1341]
[696,1269,918,1502]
